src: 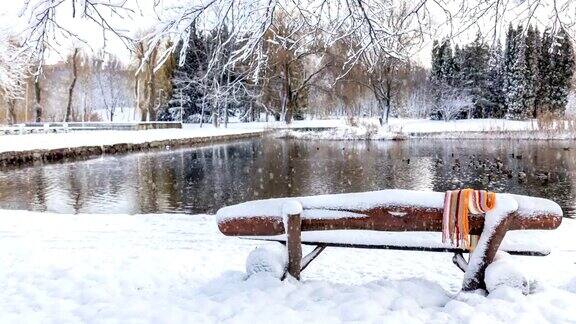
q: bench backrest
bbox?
[216,189,562,236]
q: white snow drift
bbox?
[0,210,575,323]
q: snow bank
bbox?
[270,118,576,140]
[0,210,575,322]
[246,244,287,279]
[0,126,265,154]
[485,252,531,294]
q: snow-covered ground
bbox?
[0,126,265,154]
[1,210,575,323]
[276,118,576,140]
[0,117,574,155]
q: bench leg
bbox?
[285,212,302,280]
[301,245,326,272]
[462,214,513,291]
[452,252,468,272]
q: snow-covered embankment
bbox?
[0,126,266,166]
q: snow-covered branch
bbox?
[0,34,31,101]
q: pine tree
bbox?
[486,40,505,118]
[452,44,463,88]
[458,33,490,118]
[430,40,442,82]
[524,25,541,117]
[158,28,209,122]
[504,25,530,119]
[536,29,554,114]
[549,28,575,115]
[442,40,457,86]
[429,39,461,120]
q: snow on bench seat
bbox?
[245,230,552,256]
[216,190,562,238]
[217,189,443,222]
[216,189,562,223]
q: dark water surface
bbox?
[1,138,575,216]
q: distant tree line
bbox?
[2,20,574,126]
[5,1,576,126]
[430,25,574,121]
[157,10,430,126]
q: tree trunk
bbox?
[224,71,230,128]
[7,99,17,125]
[212,102,219,127]
[284,91,297,124]
[65,49,79,122]
[34,78,42,122]
[147,73,156,121]
[384,80,392,125]
[146,48,158,122]
[377,97,387,126]
[224,103,228,128]
[283,63,294,124]
[135,74,140,120]
[200,95,205,127]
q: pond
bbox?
[1,138,575,217]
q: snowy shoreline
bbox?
[1,118,575,167]
[0,127,266,166]
[279,118,576,141]
[0,209,575,322]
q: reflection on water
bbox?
[0,138,575,216]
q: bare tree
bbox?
[144,45,158,121]
[65,48,79,121]
[34,74,42,122]
[0,36,31,124]
[17,0,576,125]
[19,0,135,61]
[20,1,576,70]
[255,12,333,123]
[94,53,131,122]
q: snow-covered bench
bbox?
[216,189,563,291]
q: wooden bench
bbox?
[216,189,563,291]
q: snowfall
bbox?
[0,209,575,323]
[2,119,576,323]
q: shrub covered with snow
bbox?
[245,244,287,279]
[485,252,530,294]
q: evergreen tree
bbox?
[458,33,490,117]
[524,25,541,117]
[503,24,517,88]
[452,44,463,88]
[486,40,506,117]
[549,28,575,115]
[430,40,442,82]
[158,28,209,122]
[504,25,530,119]
[535,29,554,114]
[429,39,460,119]
[440,40,456,86]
